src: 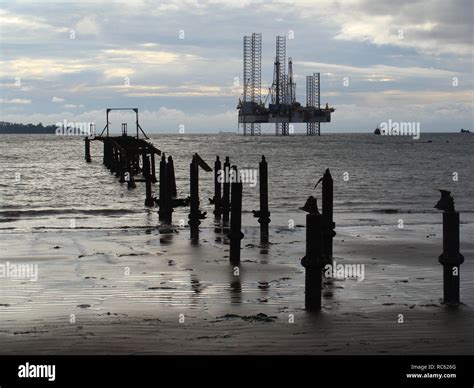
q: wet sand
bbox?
[0,222,473,354]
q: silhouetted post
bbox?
[322,169,335,263]
[435,190,464,304]
[229,176,243,265]
[158,154,168,221]
[213,156,222,219]
[222,157,231,223]
[84,137,91,163]
[252,155,270,243]
[160,155,175,225]
[143,155,154,207]
[150,153,157,183]
[300,197,323,311]
[189,156,200,240]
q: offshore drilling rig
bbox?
[237,33,335,136]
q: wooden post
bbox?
[222,156,231,223]
[213,156,222,219]
[229,169,243,265]
[84,137,91,163]
[252,155,270,243]
[189,156,200,240]
[143,154,154,207]
[322,169,335,263]
[158,154,167,221]
[439,211,464,304]
[301,211,324,311]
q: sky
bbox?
[0,0,473,133]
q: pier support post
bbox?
[322,169,335,263]
[301,208,324,311]
[252,155,270,243]
[84,137,91,163]
[222,157,231,224]
[212,156,222,219]
[440,211,464,304]
[158,154,168,221]
[434,190,464,304]
[143,155,154,207]
[189,156,201,240]
[229,176,243,265]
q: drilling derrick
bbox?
[306,73,321,136]
[237,33,333,135]
[287,58,296,104]
[274,36,289,136]
[241,32,262,136]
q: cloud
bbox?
[0,98,31,104]
[74,16,100,36]
[52,96,65,103]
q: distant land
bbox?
[0,121,57,134]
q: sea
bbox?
[0,133,473,232]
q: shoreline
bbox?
[1,223,472,354]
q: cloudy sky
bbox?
[0,0,472,133]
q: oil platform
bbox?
[237,33,334,136]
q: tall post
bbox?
[84,137,91,163]
[164,155,176,225]
[322,169,335,263]
[301,210,324,311]
[440,211,464,304]
[434,190,464,304]
[213,156,222,219]
[252,155,270,243]
[143,154,154,207]
[222,157,231,223]
[158,154,168,221]
[189,156,200,240]
[229,173,243,265]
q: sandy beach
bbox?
[1,221,472,355]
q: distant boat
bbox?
[460,128,471,133]
[374,127,381,135]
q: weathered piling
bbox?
[300,196,324,311]
[189,156,201,239]
[84,137,91,163]
[435,190,464,304]
[212,156,222,219]
[252,155,270,243]
[229,174,243,265]
[143,155,154,207]
[321,169,335,263]
[222,157,231,223]
[158,154,168,221]
[188,153,211,240]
